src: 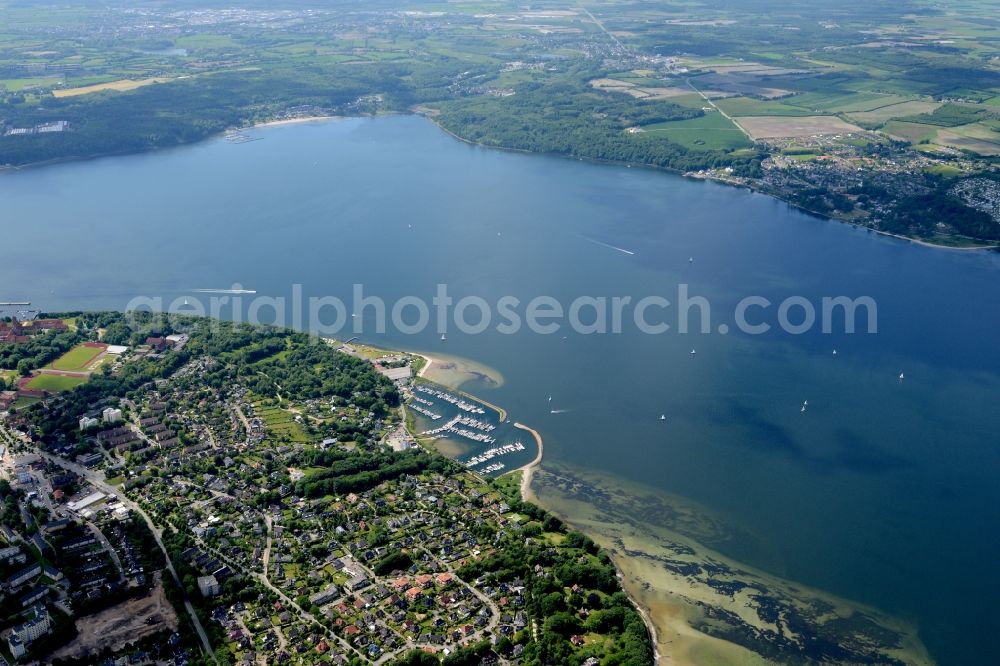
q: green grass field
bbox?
[48,344,104,371]
[12,396,41,410]
[0,76,61,92]
[254,401,310,442]
[642,111,751,151]
[715,96,814,117]
[25,374,87,392]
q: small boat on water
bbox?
[690,349,696,355]
[899,372,905,381]
[441,334,446,342]
[660,414,666,421]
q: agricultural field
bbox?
[1,76,61,91]
[589,77,694,100]
[47,342,106,371]
[736,116,864,140]
[714,96,815,117]
[53,77,172,98]
[846,101,943,125]
[641,111,751,151]
[934,128,1000,156]
[814,94,914,114]
[882,120,940,143]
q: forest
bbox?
[435,75,764,177]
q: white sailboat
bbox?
[659,414,666,421]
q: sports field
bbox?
[48,343,106,371]
[25,374,88,392]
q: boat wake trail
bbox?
[191,288,257,294]
[580,236,635,256]
[550,409,572,414]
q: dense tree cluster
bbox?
[292,449,454,498]
[882,187,1000,240]
[436,75,763,176]
[0,328,81,374]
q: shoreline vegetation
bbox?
[533,464,935,666]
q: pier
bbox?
[421,415,496,443]
[465,441,525,468]
[408,403,441,420]
[414,385,486,415]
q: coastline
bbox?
[532,464,936,666]
[5,109,996,252]
[247,115,342,130]
[420,111,1000,253]
[511,422,544,503]
[410,350,508,421]
[403,352,661,664]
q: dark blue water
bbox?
[2,116,999,663]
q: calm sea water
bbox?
[3,116,999,663]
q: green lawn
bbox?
[25,374,87,392]
[642,111,752,151]
[48,344,104,371]
[12,396,41,409]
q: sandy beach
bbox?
[250,115,341,129]
[512,422,544,503]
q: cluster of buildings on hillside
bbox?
[0,317,67,345]
[2,121,68,137]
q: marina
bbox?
[408,404,441,420]
[406,381,537,476]
[419,413,496,443]
[465,442,526,468]
[414,385,486,415]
